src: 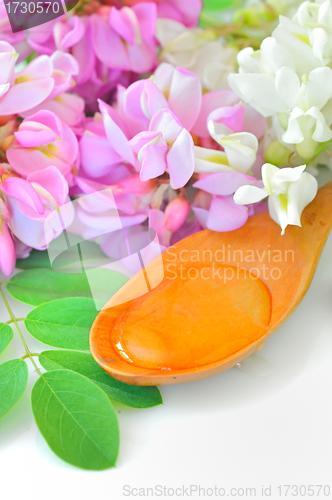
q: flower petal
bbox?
[0,79,54,115]
[99,99,135,166]
[219,132,258,173]
[168,67,202,131]
[140,144,168,182]
[194,172,259,196]
[1,177,44,214]
[207,195,249,232]
[150,108,183,144]
[167,128,195,189]
[234,185,268,205]
[27,166,69,206]
[0,222,15,276]
[228,73,288,117]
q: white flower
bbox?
[234,163,318,234]
[228,12,332,160]
[293,0,332,65]
[193,118,259,175]
[156,19,236,92]
[228,37,297,117]
[272,15,322,75]
[277,66,332,157]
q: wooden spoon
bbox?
[90,181,332,385]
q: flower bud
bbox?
[264,140,291,167]
[295,135,318,161]
[164,197,191,233]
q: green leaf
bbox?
[39,350,163,409]
[25,298,98,350]
[0,323,14,356]
[16,249,51,270]
[31,370,119,470]
[7,268,128,306]
[7,269,89,305]
[0,359,28,419]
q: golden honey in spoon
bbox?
[90,181,332,385]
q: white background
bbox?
[0,231,332,500]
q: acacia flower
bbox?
[128,108,195,189]
[193,172,262,232]
[193,116,259,176]
[234,163,318,234]
[122,63,202,131]
[0,165,72,274]
[90,3,157,73]
[79,99,135,182]
[0,41,54,116]
[6,110,79,179]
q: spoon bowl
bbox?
[90,181,332,385]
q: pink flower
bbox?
[192,88,266,139]
[22,92,85,128]
[54,16,86,53]
[0,41,54,116]
[0,221,15,276]
[156,0,202,28]
[0,164,73,274]
[123,63,202,131]
[79,99,135,181]
[129,109,195,189]
[193,172,263,232]
[0,189,16,276]
[103,0,202,27]
[19,51,85,127]
[28,16,95,87]
[6,110,79,179]
[27,16,84,56]
[5,166,74,251]
[90,3,157,73]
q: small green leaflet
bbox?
[0,359,28,419]
[0,323,14,356]
[31,370,120,470]
[7,269,91,305]
[25,298,98,350]
[7,268,128,306]
[39,350,163,409]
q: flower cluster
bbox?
[0,0,330,276]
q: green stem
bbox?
[21,353,39,360]
[0,286,42,375]
[5,318,25,325]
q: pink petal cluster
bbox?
[128,109,195,189]
[0,0,273,277]
[193,173,263,232]
[0,165,72,275]
[7,110,79,179]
